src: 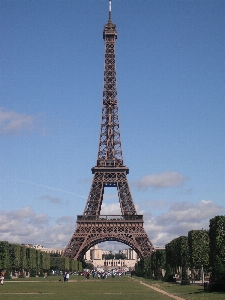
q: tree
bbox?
[165,236,190,284]
[188,229,209,270]
[164,264,174,282]
[114,253,126,260]
[41,252,50,272]
[82,261,94,270]
[36,250,41,274]
[209,215,225,287]
[165,238,181,274]
[27,248,37,272]
[211,255,225,283]
[135,256,152,278]
[19,246,27,274]
[69,259,80,272]
[179,236,190,285]
[50,257,70,272]
[135,258,145,277]
[102,253,114,260]
[9,244,21,273]
[151,250,166,280]
[0,241,10,271]
[78,260,83,272]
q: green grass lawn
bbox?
[138,277,225,300]
[0,275,224,300]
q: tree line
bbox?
[135,215,225,291]
[0,242,82,278]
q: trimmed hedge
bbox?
[0,241,81,275]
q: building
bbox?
[85,245,138,270]
[21,244,63,255]
[21,243,137,270]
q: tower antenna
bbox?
[109,0,112,20]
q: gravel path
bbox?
[139,280,185,300]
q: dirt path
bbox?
[139,280,185,300]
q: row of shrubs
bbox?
[0,241,83,277]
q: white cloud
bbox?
[7,206,35,219]
[29,214,50,226]
[102,193,118,200]
[144,200,225,247]
[40,195,62,204]
[156,200,222,223]
[100,203,121,215]
[0,206,74,248]
[100,203,143,215]
[0,200,224,251]
[133,171,188,189]
[140,198,174,210]
[56,216,75,225]
[0,107,41,135]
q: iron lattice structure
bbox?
[64,1,154,261]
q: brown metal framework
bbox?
[64,1,154,261]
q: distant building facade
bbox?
[21,243,138,270]
[21,244,63,255]
[85,245,138,270]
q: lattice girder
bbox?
[83,171,137,216]
[64,219,153,261]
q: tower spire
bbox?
[109,0,112,21]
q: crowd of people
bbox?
[0,269,127,284]
[82,269,126,280]
[60,269,126,281]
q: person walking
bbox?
[191,271,195,284]
[0,272,4,285]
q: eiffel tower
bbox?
[64,1,154,261]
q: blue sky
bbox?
[1,0,224,252]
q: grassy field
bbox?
[139,277,225,300]
[0,275,224,300]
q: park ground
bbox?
[0,275,225,300]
